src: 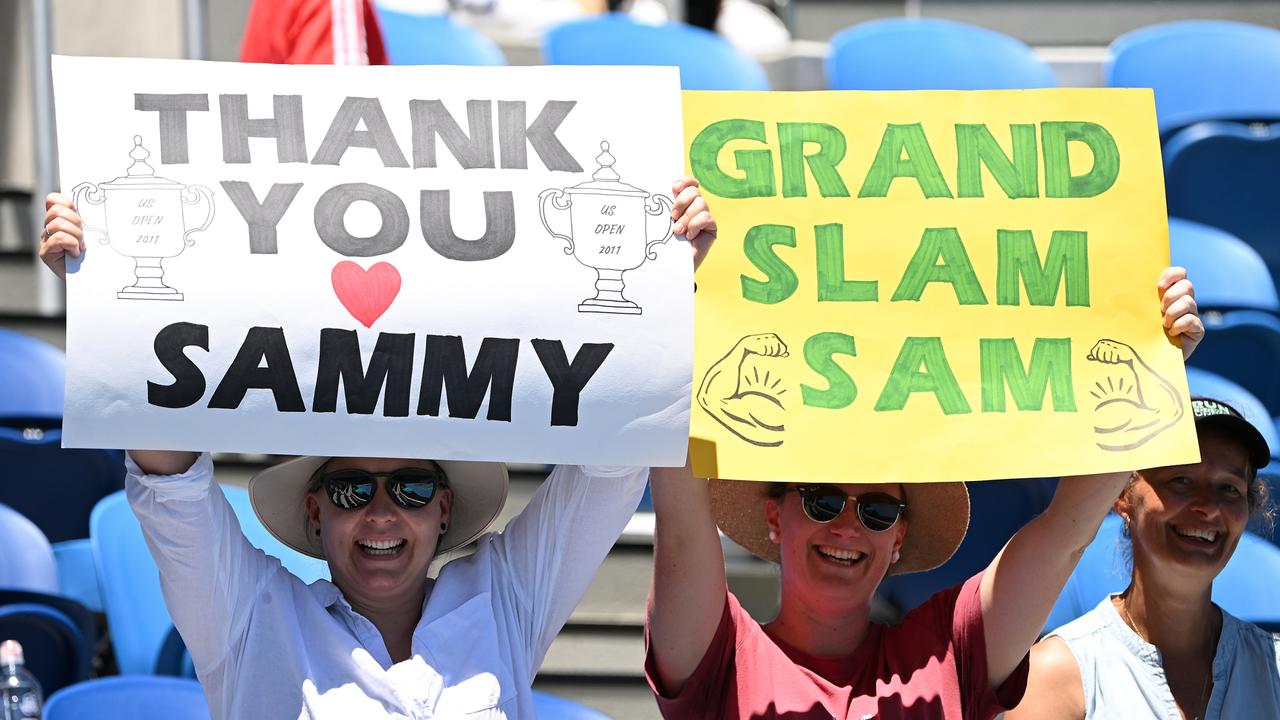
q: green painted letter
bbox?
[875,337,971,414]
[997,229,1090,306]
[1042,122,1120,198]
[891,227,988,305]
[980,338,1076,412]
[689,119,775,198]
[801,332,857,409]
[779,122,850,198]
[858,123,953,199]
[816,223,877,302]
[741,224,799,304]
[956,124,1039,199]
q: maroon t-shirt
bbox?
[645,572,1028,719]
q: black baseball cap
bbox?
[1191,396,1272,469]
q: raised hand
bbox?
[1158,266,1202,360]
[39,193,86,280]
[671,177,717,270]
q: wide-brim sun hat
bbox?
[708,478,970,575]
[250,456,508,560]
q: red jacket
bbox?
[240,0,388,65]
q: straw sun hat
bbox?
[708,478,971,575]
[250,456,508,560]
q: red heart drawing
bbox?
[331,261,401,328]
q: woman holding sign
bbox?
[1009,397,1280,720]
[39,180,716,720]
[644,269,1204,719]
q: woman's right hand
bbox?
[39,193,86,280]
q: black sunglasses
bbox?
[794,485,906,532]
[315,467,447,510]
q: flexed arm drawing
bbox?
[1088,339,1185,451]
[697,333,790,448]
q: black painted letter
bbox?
[531,339,613,426]
[417,336,519,421]
[208,327,305,412]
[148,322,209,408]
[312,329,415,416]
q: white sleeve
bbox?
[487,464,647,672]
[125,452,278,672]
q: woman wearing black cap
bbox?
[1010,397,1280,720]
[644,268,1205,720]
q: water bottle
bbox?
[0,640,41,720]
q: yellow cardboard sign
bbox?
[685,89,1200,483]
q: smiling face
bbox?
[1120,428,1253,584]
[764,482,908,615]
[305,457,453,609]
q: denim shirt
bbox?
[1050,594,1280,719]
[126,453,647,719]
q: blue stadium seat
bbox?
[51,539,101,613]
[0,328,65,424]
[877,477,1055,615]
[0,592,95,695]
[0,503,58,595]
[91,484,329,675]
[827,18,1055,90]
[1162,123,1280,284]
[1186,310,1280,418]
[45,676,210,720]
[0,427,124,543]
[1046,515,1280,632]
[375,9,506,66]
[1168,217,1280,313]
[532,690,611,719]
[1106,21,1280,136]
[543,14,769,90]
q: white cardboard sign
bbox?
[54,56,691,466]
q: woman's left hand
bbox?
[1159,266,1203,360]
[671,177,716,271]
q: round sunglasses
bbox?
[794,485,907,532]
[314,467,446,510]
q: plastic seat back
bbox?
[92,484,330,674]
[1187,310,1280,417]
[0,597,93,695]
[878,477,1055,614]
[827,18,1055,90]
[544,14,769,90]
[1163,122,1280,280]
[0,503,58,595]
[376,9,506,65]
[1107,20,1280,135]
[45,676,210,720]
[1047,515,1280,632]
[0,428,125,543]
[532,690,611,719]
[90,491,170,675]
[1169,217,1280,313]
[0,329,65,424]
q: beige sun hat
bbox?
[249,456,508,560]
[708,478,970,575]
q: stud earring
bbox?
[440,522,448,533]
[314,528,321,537]
[892,549,901,563]
[768,529,778,543]
[1122,516,1131,538]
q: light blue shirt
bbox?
[1050,594,1280,719]
[127,453,647,720]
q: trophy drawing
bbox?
[538,141,674,315]
[72,136,214,301]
